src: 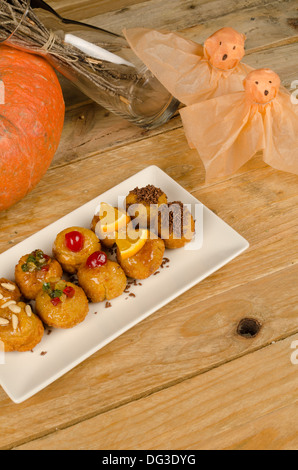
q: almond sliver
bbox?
[1,300,16,309]
[12,314,19,330]
[1,283,16,291]
[25,305,32,317]
[9,305,22,314]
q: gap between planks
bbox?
[49,115,181,171]
[244,36,298,55]
[11,330,298,450]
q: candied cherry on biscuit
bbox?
[86,251,108,269]
[53,227,101,274]
[65,231,85,252]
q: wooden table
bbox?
[0,0,297,450]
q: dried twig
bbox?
[0,0,140,102]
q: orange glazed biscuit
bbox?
[159,201,195,249]
[53,227,101,274]
[91,215,116,248]
[91,203,131,249]
[15,250,63,300]
[0,278,22,306]
[117,237,165,280]
[35,281,89,329]
[0,302,44,352]
[126,185,168,228]
[78,260,127,303]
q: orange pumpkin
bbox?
[0,46,65,211]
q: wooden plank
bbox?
[0,261,297,449]
[244,43,298,89]
[14,334,298,450]
[52,101,181,168]
[199,404,298,450]
[1,127,297,448]
[1,125,297,258]
[179,0,298,51]
[78,0,297,38]
[48,0,298,53]
[47,0,282,27]
[1,123,297,247]
[48,0,151,20]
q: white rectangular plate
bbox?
[0,166,249,403]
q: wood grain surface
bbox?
[0,0,297,450]
[15,335,298,450]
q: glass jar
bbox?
[0,0,180,129]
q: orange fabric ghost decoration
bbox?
[180,69,298,180]
[124,27,253,106]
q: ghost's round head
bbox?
[204,27,246,70]
[244,69,281,104]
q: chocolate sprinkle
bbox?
[105,302,112,308]
[160,202,192,238]
[161,257,171,269]
[129,185,164,205]
[40,351,47,356]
